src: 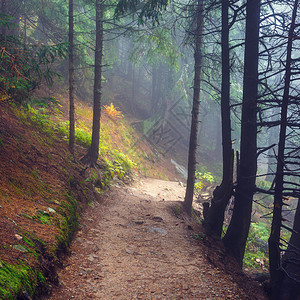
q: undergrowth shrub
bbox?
[194,171,215,194]
[244,222,269,271]
[18,100,137,186]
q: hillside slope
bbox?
[0,102,97,299]
[0,93,182,299]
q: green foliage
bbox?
[243,222,269,271]
[174,205,181,217]
[0,13,13,29]
[25,105,56,136]
[0,261,41,299]
[112,150,135,173]
[0,14,68,102]
[256,179,272,191]
[55,193,79,253]
[0,137,4,147]
[21,101,136,189]
[194,233,205,241]
[26,96,57,108]
[74,127,92,148]
[57,120,92,148]
[194,171,215,192]
[115,0,168,25]
[130,28,180,70]
[34,211,52,225]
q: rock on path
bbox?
[47,179,249,299]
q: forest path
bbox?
[48,178,249,299]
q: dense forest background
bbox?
[0,0,299,299]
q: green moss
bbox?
[54,193,79,254]
[34,211,52,225]
[0,262,36,299]
[37,271,46,284]
[22,236,36,248]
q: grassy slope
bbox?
[0,102,97,299]
[0,91,179,299]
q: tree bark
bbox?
[204,0,233,237]
[69,0,75,154]
[87,0,103,166]
[268,0,299,298]
[223,0,260,266]
[151,65,158,115]
[184,0,204,215]
[280,199,300,299]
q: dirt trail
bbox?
[48,178,252,299]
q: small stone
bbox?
[13,244,28,252]
[37,210,49,216]
[151,216,164,222]
[87,255,94,262]
[79,270,87,275]
[21,213,32,219]
[147,227,168,235]
[126,248,132,254]
[82,268,93,273]
[59,280,65,286]
[15,234,23,241]
[135,220,144,225]
[93,245,99,252]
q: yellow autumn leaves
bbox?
[103,103,122,119]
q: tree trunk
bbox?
[151,65,158,115]
[69,0,75,154]
[268,0,299,297]
[265,122,277,182]
[184,0,204,215]
[151,64,163,116]
[204,0,233,237]
[87,0,103,166]
[223,0,261,266]
[280,199,300,299]
[213,115,222,159]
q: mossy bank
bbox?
[0,102,99,299]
